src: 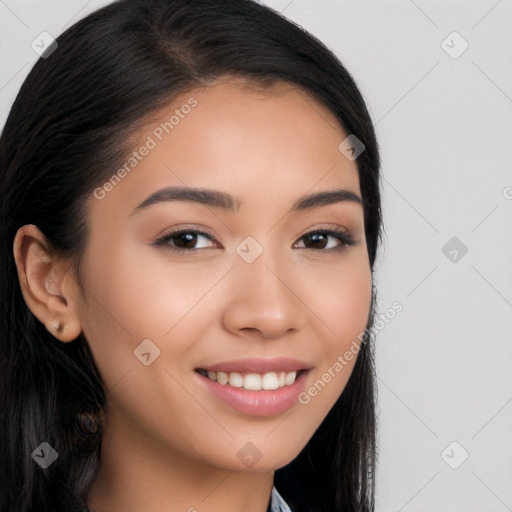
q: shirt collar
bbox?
[268,485,292,512]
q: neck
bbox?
[86,411,275,512]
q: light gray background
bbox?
[1,1,511,511]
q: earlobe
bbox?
[12,224,82,343]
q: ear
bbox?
[12,224,82,342]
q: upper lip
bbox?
[196,357,312,373]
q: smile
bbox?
[195,368,302,390]
[194,367,310,416]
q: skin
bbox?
[13,76,372,512]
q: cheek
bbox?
[297,254,372,402]
[328,264,372,344]
[303,252,372,351]
[79,245,223,385]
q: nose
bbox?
[221,248,306,340]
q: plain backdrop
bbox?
[1,1,511,511]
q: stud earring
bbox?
[50,319,62,334]
[74,410,100,437]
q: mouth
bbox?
[194,366,310,416]
[195,368,307,391]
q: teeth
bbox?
[284,371,297,386]
[228,372,244,388]
[262,372,279,390]
[217,371,229,385]
[200,369,299,390]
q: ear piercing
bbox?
[50,319,62,334]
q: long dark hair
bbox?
[0,1,382,510]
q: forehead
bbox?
[87,76,361,219]
[141,77,355,172]
[145,76,347,146]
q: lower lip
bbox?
[195,370,309,416]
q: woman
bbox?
[0,1,382,511]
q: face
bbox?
[77,77,372,472]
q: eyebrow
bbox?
[129,186,363,216]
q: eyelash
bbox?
[151,227,356,255]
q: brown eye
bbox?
[152,229,218,253]
[295,228,355,251]
[303,232,329,249]
[172,232,199,249]
[152,227,355,255]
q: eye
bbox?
[151,226,356,255]
[151,229,219,254]
[293,228,355,251]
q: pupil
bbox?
[177,232,196,248]
[307,232,326,249]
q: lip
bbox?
[195,357,312,373]
[195,368,310,416]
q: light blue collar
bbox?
[269,485,292,512]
